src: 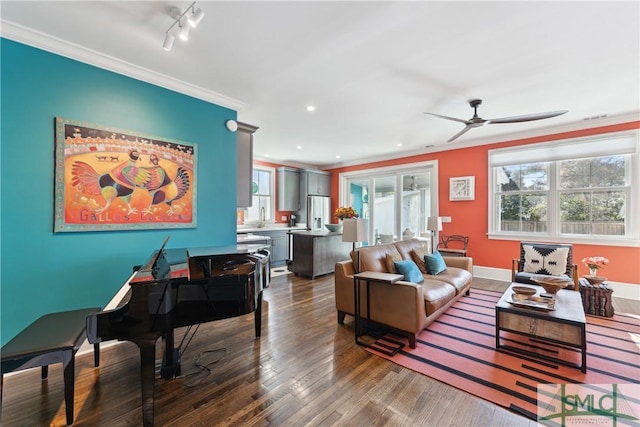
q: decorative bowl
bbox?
[584,275,607,285]
[533,277,572,294]
[512,286,536,296]
[325,223,343,232]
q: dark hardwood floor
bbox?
[2,272,637,426]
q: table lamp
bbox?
[342,218,367,252]
[427,216,443,253]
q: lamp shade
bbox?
[342,218,367,243]
[427,216,443,232]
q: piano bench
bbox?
[1,307,101,425]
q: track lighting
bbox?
[188,7,205,27]
[178,20,190,41]
[162,1,204,51]
[163,33,175,51]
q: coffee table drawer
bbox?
[498,311,583,346]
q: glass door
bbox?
[342,162,437,246]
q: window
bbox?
[341,161,438,245]
[489,132,638,244]
[244,166,275,224]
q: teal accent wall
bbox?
[0,39,238,345]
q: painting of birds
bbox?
[71,151,191,217]
[140,154,191,216]
[71,150,143,214]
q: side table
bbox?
[579,278,615,317]
[352,271,405,356]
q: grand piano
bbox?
[86,239,269,427]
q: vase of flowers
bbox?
[581,256,609,285]
[334,206,358,221]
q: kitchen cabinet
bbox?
[288,231,351,278]
[251,229,289,267]
[236,122,259,208]
[277,167,300,211]
[301,169,331,197]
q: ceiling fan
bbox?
[424,99,568,143]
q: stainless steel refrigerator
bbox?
[306,195,331,231]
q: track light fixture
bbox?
[163,1,204,51]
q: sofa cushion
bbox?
[420,279,456,315]
[394,260,424,283]
[425,251,447,275]
[410,247,429,273]
[428,267,472,295]
[393,238,428,260]
[351,244,401,273]
[385,252,403,273]
[522,244,569,276]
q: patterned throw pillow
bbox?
[394,260,425,283]
[424,251,447,275]
[523,245,569,276]
[410,247,429,273]
[385,252,403,273]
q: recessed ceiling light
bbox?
[397,143,403,147]
[264,154,271,157]
[296,145,302,150]
[306,105,316,112]
[336,155,341,159]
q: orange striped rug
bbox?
[367,288,640,420]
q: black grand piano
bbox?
[86,239,270,427]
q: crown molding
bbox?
[0,20,247,112]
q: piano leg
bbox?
[254,291,263,338]
[160,330,181,379]
[138,342,157,427]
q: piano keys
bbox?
[86,243,269,427]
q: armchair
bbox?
[511,242,578,290]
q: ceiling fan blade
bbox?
[447,125,474,143]
[487,110,568,124]
[424,112,469,125]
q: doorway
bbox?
[340,161,438,245]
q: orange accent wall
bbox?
[327,121,640,285]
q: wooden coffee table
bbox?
[495,283,587,372]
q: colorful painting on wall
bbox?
[54,117,197,232]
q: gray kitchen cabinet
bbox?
[288,231,351,278]
[251,229,289,267]
[236,122,259,208]
[277,167,300,211]
[301,169,331,197]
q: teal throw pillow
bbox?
[394,259,424,283]
[425,251,447,275]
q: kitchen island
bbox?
[288,230,352,279]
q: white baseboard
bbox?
[473,266,640,301]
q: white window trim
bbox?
[338,160,439,240]
[244,165,276,226]
[487,130,640,247]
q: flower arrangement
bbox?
[582,256,609,276]
[335,206,358,220]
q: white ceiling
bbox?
[2,1,639,168]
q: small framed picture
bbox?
[449,176,475,201]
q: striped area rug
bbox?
[367,288,640,420]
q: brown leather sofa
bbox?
[334,238,473,348]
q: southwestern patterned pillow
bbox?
[522,244,569,276]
